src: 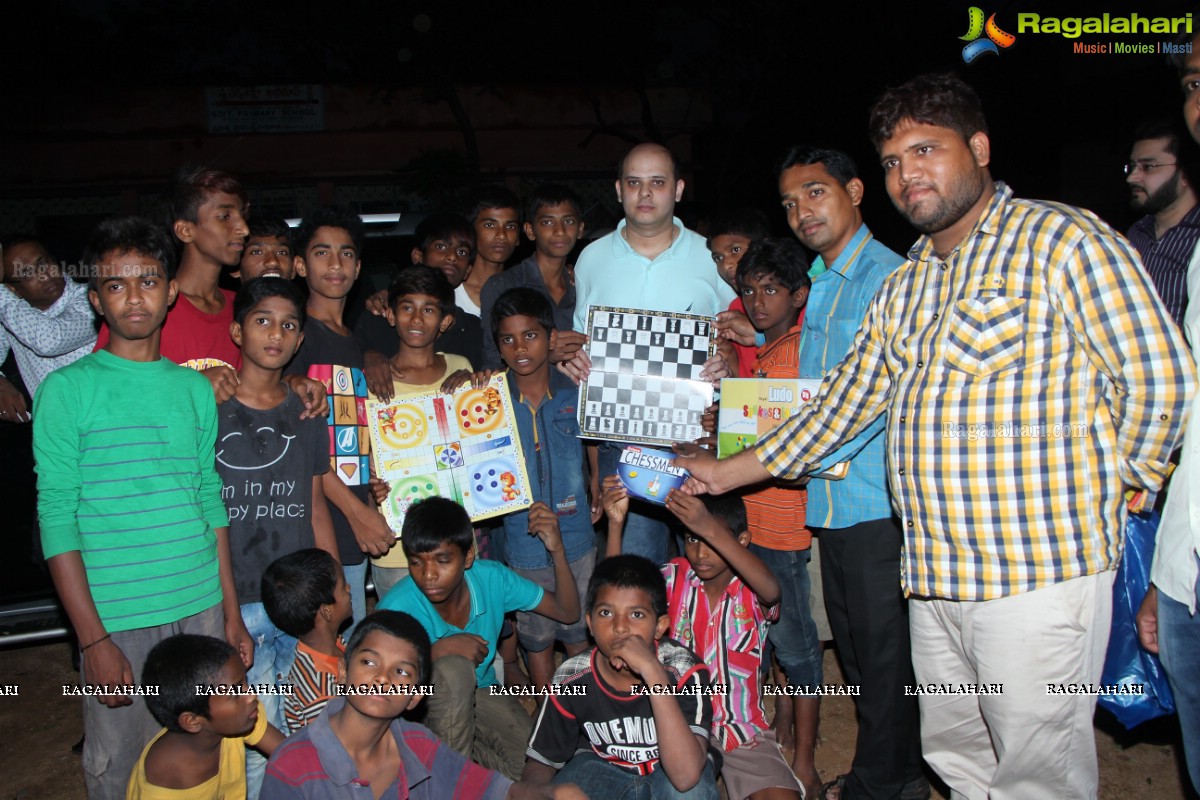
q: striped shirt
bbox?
[1126,203,1200,329]
[756,182,1195,601]
[285,639,344,734]
[663,558,776,752]
[34,350,226,631]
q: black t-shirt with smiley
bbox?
[216,390,330,603]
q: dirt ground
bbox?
[1,642,1195,800]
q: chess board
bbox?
[579,307,715,446]
[366,373,532,533]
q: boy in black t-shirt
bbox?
[285,208,394,637]
[218,277,337,798]
[522,555,718,799]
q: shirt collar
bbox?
[683,561,745,602]
[813,223,874,280]
[611,217,690,260]
[908,181,1011,263]
[310,697,434,791]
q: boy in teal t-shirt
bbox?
[376,496,579,780]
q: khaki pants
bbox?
[909,572,1114,800]
[425,654,532,781]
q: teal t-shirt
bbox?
[377,559,544,687]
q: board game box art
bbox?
[366,373,532,532]
[579,306,716,446]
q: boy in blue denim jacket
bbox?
[492,288,597,688]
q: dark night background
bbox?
[2,0,1196,251]
[1,2,1198,610]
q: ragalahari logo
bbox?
[960,7,1017,62]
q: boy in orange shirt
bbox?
[734,238,821,797]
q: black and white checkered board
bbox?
[579,307,715,445]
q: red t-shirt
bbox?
[94,289,241,370]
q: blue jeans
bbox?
[599,443,671,565]
[241,602,298,800]
[554,752,718,800]
[1158,563,1200,793]
[343,560,368,641]
[749,544,823,689]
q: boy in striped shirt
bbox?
[34,216,252,800]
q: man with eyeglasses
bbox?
[1125,117,1200,327]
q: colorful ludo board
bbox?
[366,373,532,533]
[717,377,848,479]
[579,306,716,446]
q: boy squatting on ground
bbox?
[262,548,353,734]
[522,554,719,800]
[491,287,597,690]
[364,264,484,597]
[34,216,253,800]
[605,477,803,800]
[261,610,585,800]
[375,497,580,780]
[127,634,284,799]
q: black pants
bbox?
[817,517,924,800]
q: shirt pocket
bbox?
[943,295,1027,377]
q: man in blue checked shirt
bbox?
[679,73,1195,800]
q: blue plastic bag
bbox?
[1098,510,1176,728]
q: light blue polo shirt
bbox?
[572,217,735,332]
[377,559,544,687]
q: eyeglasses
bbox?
[1124,161,1178,175]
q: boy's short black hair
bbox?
[465,186,521,224]
[736,237,812,294]
[166,165,247,225]
[346,610,433,685]
[82,216,177,289]
[775,145,860,186]
[706,209,770,250]
[524,184,583,223]
[413,212,476,259]
[490,287,555,344]
[246,215,292,241]
[387,265,455,314]
[233,276,307,327]
[400,496,474,556]
[143,634,236,732]
[868,72,988,150]
[699,493,748,536]
[261,548,340,638]
[586,555,668,618]
[292,206,365,260]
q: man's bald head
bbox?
[617,143,680,183]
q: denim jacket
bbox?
[503,368,596,569]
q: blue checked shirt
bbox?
[800,225,903,529]
[757,183,1195,601]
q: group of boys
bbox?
[21,63,1200,800]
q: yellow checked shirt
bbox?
[756,182,1196,601]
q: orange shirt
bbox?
[743,325,810,551]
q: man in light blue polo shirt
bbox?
[567,143,734,564]
[780,145,927,800]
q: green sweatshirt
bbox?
[33,350,228,632]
